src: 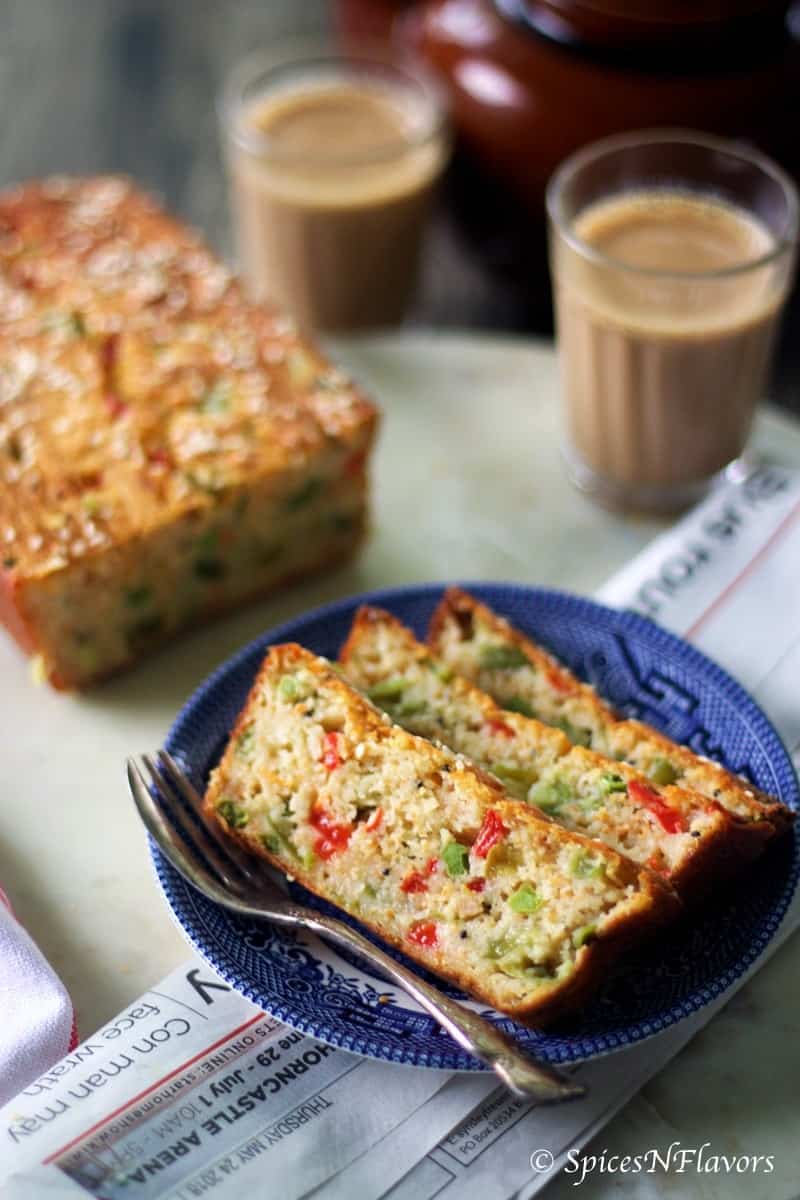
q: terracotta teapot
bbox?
[340,1,800,209]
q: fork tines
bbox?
[128,751,274,894]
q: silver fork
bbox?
[128,750,585,1104]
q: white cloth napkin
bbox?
[0,887,76,1105]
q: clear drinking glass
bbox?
[546,130,798,513]
[220,41,449,334]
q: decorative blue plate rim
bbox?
[151,581,800,1069]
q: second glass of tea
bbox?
[547,130,798,513]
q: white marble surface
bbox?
[0,332,798,1198]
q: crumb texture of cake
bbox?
[0,177,378,687]
[340,606,771,895]
[204,643,678,1025]
[429,589,793,837]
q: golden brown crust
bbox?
[205,643,680,1026]
[429,588,794,841]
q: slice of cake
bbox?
[429,589,793,838]
[340,606,772,897]
[0,177,378,688]
[204,644,679,1026]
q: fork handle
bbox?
[228,895,584,1103]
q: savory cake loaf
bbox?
[0,177,378,688]
[429,589,793,838]
[341,607,772,895]
[204,643,679,1025]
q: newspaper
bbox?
[2,461,798,1200]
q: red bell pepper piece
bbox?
[310,803,352,859]
[401,870,429,894]
[473,809,509,858]
[628,780,687,834]
[321,731,342,772]
[466,877,486,892]
[485,717,515,739]
[407,921,438,948]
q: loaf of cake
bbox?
[204,643,678,1025]
[340,606,772,896]
[429,589,793,838]
[0,177,377,688]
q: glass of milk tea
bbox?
[547,131,798,513]
[220,42,449,334]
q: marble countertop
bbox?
[0,332,797,1199]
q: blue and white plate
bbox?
[153,583,799,1068]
